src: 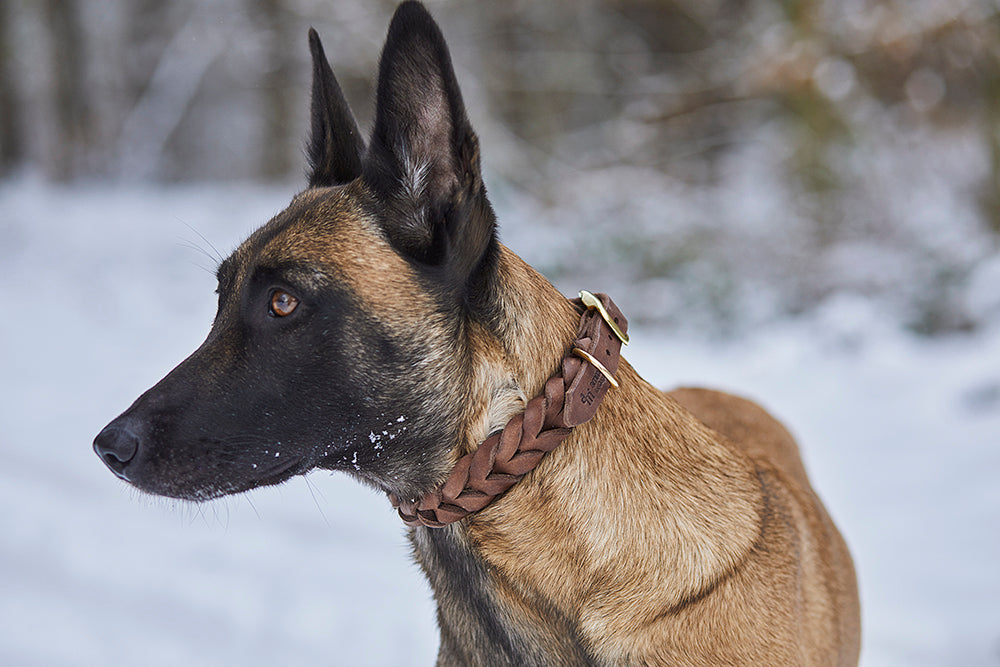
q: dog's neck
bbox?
[392,283,623,528]
[416,245,765,659]
[458,247,582,452]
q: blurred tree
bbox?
[118,0,175,179]
[252,0,296,180]
[42,0,91,180]
[981,9,1000,236]
[0,0,996,334]
[0,0,24,176]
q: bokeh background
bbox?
[1,1,999,665]
[4,0,1000,334]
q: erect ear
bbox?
[362,1,495,281]
[307,28,365,188]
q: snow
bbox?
[1,179,998,665]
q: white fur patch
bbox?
[400,145,431,206]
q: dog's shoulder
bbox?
[666,386,810,490]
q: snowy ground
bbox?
[1,180,998,666]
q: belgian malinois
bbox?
[94,2,860,664]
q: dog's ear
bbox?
[363,1,495,282]
[307,28,366,188]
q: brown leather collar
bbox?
[389,292,629,528]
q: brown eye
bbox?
[269,290,299,317]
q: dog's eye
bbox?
[269,290,299,317]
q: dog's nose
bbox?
[93,422,140,480]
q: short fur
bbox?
[94,2,860,664]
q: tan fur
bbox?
[456,246,861,665]
[257,184,433,325]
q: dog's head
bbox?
[94,2,506,502]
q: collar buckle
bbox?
[579,290,630,346]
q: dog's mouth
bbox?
[178,457,312,502]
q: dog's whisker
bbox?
[175,240,220,277]
[176,218,225,265]
[243,493,262,521]
[302,475,330,528]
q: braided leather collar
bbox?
[389,292,629,528]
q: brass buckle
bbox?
[579,290,629,345]
[572,348,620,388]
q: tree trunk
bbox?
[42,0,89,180]
[0,0,24,175]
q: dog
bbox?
[94,2,860,664]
